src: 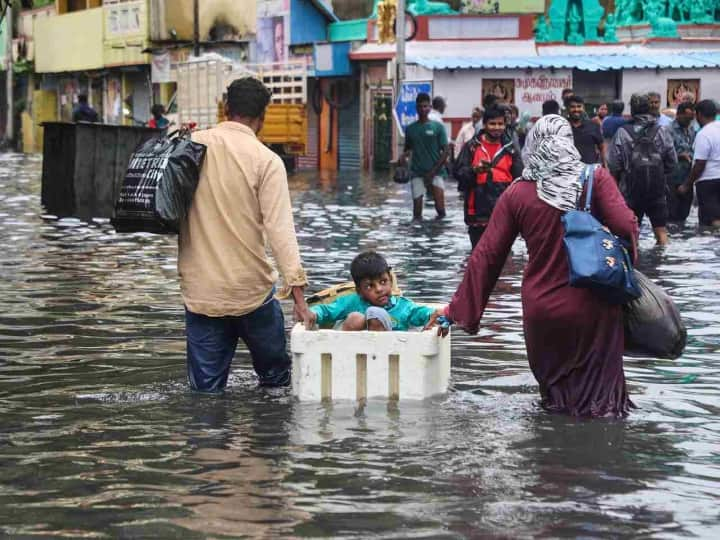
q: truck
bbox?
[172,53,308,161]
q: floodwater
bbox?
[0,153,719,539]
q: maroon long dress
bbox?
[448,168,639,417]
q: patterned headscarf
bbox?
[521,114,585,212]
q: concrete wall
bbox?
[103,0,150,67]
[621,68,720,108]
[35,8,104,72]
[291,0,328,45]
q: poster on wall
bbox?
[482,79,515,104]
[256,15,287,63]
[256,0,289,64]
[667,79,700,107]
[393,81,433,136]
[461,0,544,14]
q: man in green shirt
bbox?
[399,92,450,220]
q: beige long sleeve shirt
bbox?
[178,121,308,317]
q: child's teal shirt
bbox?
[310,294,435,331]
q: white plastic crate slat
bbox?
[291,324,451,401]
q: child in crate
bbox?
[307,251,446,332]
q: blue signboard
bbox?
[393,81,433,135]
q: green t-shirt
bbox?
[405,120,448,177]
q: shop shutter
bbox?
[297,103,319,169]
[338,92,361,170]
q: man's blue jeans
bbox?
[185,297,291,392]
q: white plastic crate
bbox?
[290,323,451,401]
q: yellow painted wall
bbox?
[34,8,103,73]
[23,89,58,153]
[103,0,150,67]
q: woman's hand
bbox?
[424,308,451,337]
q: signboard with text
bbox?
[513,73,573,116]
[393,81,433,136]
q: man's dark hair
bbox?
[416,92,431,107]
[610,100,624,115]
[151,103,165,118]
[483,106,506,124]
[630,93,650,116]
[566,94,584,106]
[350,251,391,286]
[677,101,695,115]
[482,94,499,109]
[695,99,717,119]
[561,88,574,99]
[432,95,446,111]
[226,77,272,118]
[78,94,88,104]
[542,99,560,115]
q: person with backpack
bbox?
[608,93,677,245]
[459,106,524,248]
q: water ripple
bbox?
[0,156,718,538]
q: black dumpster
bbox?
[41,122,161,220]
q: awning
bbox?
[349,40,537,61]
[406,51,720,71]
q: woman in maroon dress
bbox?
[445,115,639,417]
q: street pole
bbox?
[193,0,200,57]
[395,0,405,159]
[5,3,13,144]
[395,0,405,98]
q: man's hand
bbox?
[290,286,315,328]
[677,182,691,196]
[679,152,692,163]
[424,308,450,338]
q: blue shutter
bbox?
[338,90,361,170]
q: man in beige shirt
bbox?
[179,77,311,392]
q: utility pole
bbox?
[193,0,200,57]
[395,0,405,99]
[395,0,405,159]
[5,3,13,144]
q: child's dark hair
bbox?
[350,251,391,285]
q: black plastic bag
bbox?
[623,270,686,359]
[393,165,410,184]
[112,130,206,234]
[453,136,477,192]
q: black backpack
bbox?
[622,124,665,202]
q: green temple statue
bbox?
[604,13,619,42]
[535,15,551,42]
[548,0,605,43]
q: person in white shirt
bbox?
[649,91,673,127]
[454,107,482,159]
[428,95,446,126]
[678,99,720,227]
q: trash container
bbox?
[41,122,161,220]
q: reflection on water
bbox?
[0,154,719,538]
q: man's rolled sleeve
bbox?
[258,154,308,288]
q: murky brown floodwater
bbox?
[1,154,719,538]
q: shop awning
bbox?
[406,51,720,71]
